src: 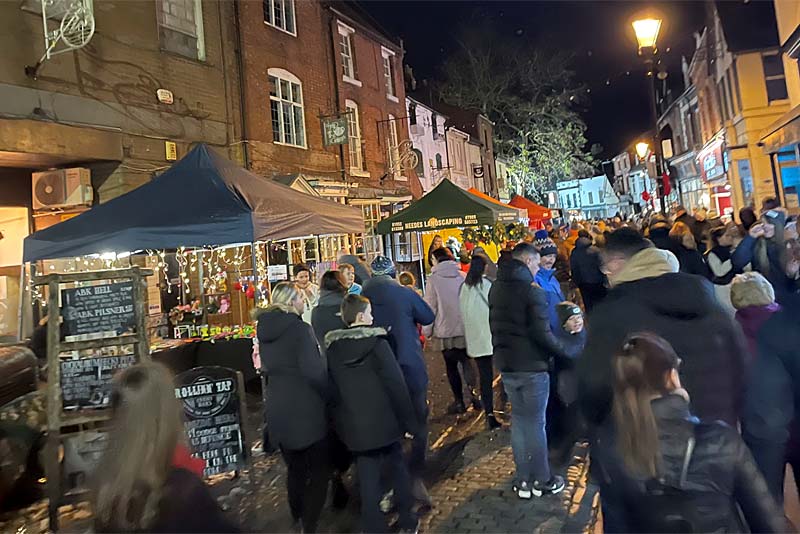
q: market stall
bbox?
[508,194,553,230]
[376,179,524,276]
[22,144,364,379]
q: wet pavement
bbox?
[0,350,597,533]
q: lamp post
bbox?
[633,16,667,213]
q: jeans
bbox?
[475,355,496,415]
[407,385,428,477]
[502,371,551,484]
[442,348,477,404]
[281,438,331,532]
[356,442,416,532]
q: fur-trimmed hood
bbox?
[325,326,388,348]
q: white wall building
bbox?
[406,97,448,193]
[579,175,620,219]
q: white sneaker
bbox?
[512,481,532,499]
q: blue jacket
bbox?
[535,267,564,334]
[362,275,435,393]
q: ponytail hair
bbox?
[612,332,680,478]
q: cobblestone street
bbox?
[0,351,597,533]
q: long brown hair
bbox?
[94,362,184,531]
[612,332,680,478]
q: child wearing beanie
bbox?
[550,301,586,459]
[731,272,781,363]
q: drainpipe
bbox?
[233,0,250,168]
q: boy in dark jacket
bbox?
[551,302,586,456]
[325,294,419,533]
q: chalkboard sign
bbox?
[175,366,246,477]
[60,355,137,410]
[61,282,136,340]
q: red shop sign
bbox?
[697,140,726,183]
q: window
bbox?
[435,153,443,170]
[412,149,424,176]
[717,78,729,121]
[157,0,205,60]
[338,23,358,84]
[566,195,572,208]
[573,192,578,207]
[599,190,605,203]
[387,114,400,178]
[431,113,439,139]
[361,203,383,258]
[763,51,789,102]
[381,47,397,100]
[392,231,420,263]
[450,138,466,173]
[345,100,364,172]
[263,0,295,34]
[268,69,306,148]
[408,102,417,125]
[588,191,594,204]
[725,73,737,115]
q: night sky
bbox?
[360,1,706,159]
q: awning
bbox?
[376,179,519,234]
[466,188,527,220]
[508,195,552,224]
[23,144,364,262]
[760,104,800,154]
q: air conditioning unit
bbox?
[32,168,93,210]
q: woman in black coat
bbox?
[311,271,348,355]
[258,282,329,533]
[669,222,710,279]
[595,332,784,533]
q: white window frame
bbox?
[345,100,368,176]
[449,133,467,173]
[338,22,361,87]
[268,68,307,149]
[157,0,206,61]
[387,114,401,179]
[381,46,398,102]
[264,0,296,36]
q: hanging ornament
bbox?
[246,285,256,299]
[662,172,672,197]
[642,191,651,202]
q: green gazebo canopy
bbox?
[376,179,519,234]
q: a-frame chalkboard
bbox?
[33,267,152,531]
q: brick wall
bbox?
[238,0,341,180]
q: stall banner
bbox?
[175,366,246,477]
[391,214,495,232]
[61,281,136,340]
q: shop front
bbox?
[696,138,734,217]
[760,105,800,213]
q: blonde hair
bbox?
[669,221,697,250]
[731,272,775,309]
[398,271,416,287]
[94,362,184,531]
[271,281,301,307]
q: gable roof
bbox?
[715,0,780,53]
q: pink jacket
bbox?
[424,260,466,339]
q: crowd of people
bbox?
[88,199,800,533]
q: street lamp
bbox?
[635,142,650,159]
[632,14,667,213]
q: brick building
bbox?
[0,0,242,339]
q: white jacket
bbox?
[458,278,493,358]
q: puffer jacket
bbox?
[535,266,565,334]
[325,326,418,452]
[458,278,493,358]
[578,247,747,428]
[488,257,567,373]
[257,305,328,451]
[362,275,435,393]
[594,395,784,533]
[311,289,346,355]
[424,260,466,339]
[570,237,605,286]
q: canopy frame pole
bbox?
[417,231,425,292]
[251,242,259,304]
[264,242,272,304]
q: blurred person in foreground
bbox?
[362,255,435,505]
[742,239,800,503]
[93,362,237,533]
[257,282,330,532]
[489,243,568,499]
[594,333,783,533]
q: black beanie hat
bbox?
[556,301,582,327]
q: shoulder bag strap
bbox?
[679,430,697,489]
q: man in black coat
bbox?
[577,228,746,429]
[569,230,607,312]
[489,243,568,499]
[577,228,748,531]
